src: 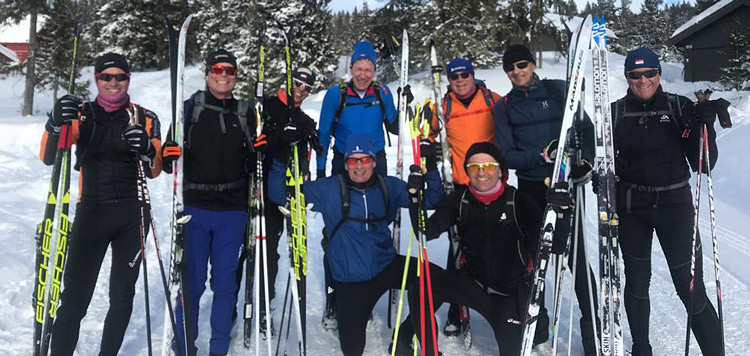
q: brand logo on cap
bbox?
[453,65,467,71]
[215,54,229,59]
[355,145,361,151]
[635,59,644,65]
[104,61,115,66]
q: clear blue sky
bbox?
[328,0,694,14]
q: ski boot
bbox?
[322,300,338,331]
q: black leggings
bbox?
[335,255,419,356]
[406,268,527,356]
[50,200,146,356]
[617,185,722,356]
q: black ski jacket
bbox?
[612,86,718,188]
[420,185,542,295]
[261,90,319,179]
[40,100,162,203]
[178,90,256,211]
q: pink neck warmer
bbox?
[96,92,129,113]
[468,180,506,205]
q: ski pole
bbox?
[685,125,705,356]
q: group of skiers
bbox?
[39,35,730,356]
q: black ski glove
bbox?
[46,94,82,133]
[279,121,303,146]
[123,124,154,158]
[400,84,414,104]
[161,141,181,174]
[714,98,732,129]
[419,139,438,173]
[547,182,573,254]
[407,164,425,195]
[570,160,593,186]
[543,139,559,164]
[695,101,717,127]
[546,182,573,210]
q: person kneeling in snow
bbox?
[268,133,443,356]
[396,142,547,356]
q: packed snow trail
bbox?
[1,53,749,355]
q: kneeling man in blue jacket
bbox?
[269,133,443,356]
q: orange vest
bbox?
[430,88,500,185]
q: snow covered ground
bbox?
[1,50,748,355]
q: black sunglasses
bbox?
[503,61,530,72]
[95,73,130,82]
[626,69,659,80]
[449,72,471,81]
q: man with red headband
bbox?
[40,52,163,355]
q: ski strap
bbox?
[327,174,389,242]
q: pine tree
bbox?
[95,0,173,70]
[721,16,750,90]
[222,0,261,98]
[610,0,637,55]
[35,0,89,102]
[371,0,423,82]
[0,0,48,115]
[498,0,563,67]
[597,0,617,19]
[696,0,720,13]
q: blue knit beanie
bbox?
[446,57,475,76]
[624,47,661,75]
[351,41,377,69]
[344,134,376,158]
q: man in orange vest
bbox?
[428,57,501,337]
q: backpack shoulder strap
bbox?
[505,186,522,235]
[479,87,494,109]
[376,174,389,216]
[372,81,388,122]
[191,91,205,125]
[458,188,470,225]
[331,81,349,137]
[236,99,251,138]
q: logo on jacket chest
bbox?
[499,212,507,221]
[541,100,550,110]
[660,114,670,123]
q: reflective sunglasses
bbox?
[503,61,530,73]
[210,65,236,76]
[449,72,471,81]
[626,69,659,80]
[466,162,500,174]
[95,73,130,82]
[346,156,374,166]
[293,78,313,93]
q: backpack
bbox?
[185,91,251,149]
[74,102,153,170]
[330,81,388,137]
[443,79,495,120]
[612,92,690,138]
[457,186,522,237]
[327,174,390,242]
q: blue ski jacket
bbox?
[268,159,443,283]
[317,81,398,171]
[494,75,594,181]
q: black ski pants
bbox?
[403,268,527,356]
[617,184,722,356]
[518,178,599,351]
[50,200,146,356]
[335,255,419,356]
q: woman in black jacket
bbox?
[399,142,551,356]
